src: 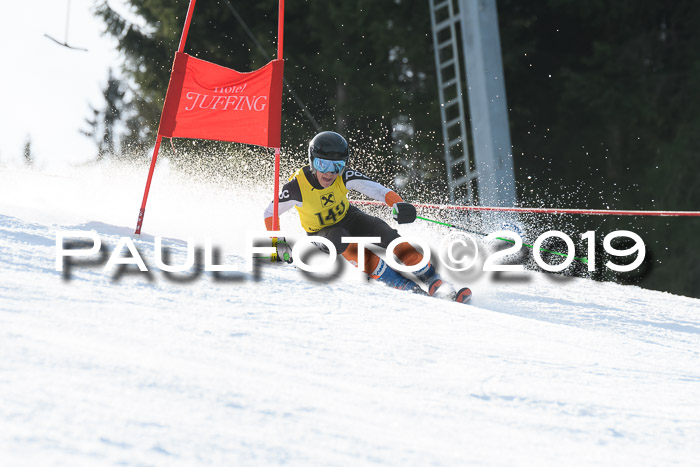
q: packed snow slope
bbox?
[1,164,698,466]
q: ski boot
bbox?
[454,287,472,304]
[414,262,443,296]
[415,262,472,304]
[372,259,425,295]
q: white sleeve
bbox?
[343,168,391,203]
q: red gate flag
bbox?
[158,52,284,148]
[135,0,286,235]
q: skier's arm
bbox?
[343,168,404,206]
[343,168,416,223]
[263,179,302,230]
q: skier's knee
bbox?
[393,241,423,266]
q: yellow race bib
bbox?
[293,168,350,232]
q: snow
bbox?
[0,164,698,466]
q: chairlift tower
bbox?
[429,0,515,208]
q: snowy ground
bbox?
[0,164,698,466]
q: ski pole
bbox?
[415,215,588,264]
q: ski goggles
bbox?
[312,157,346,174]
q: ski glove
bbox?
[392,202,417,224]
[273,237,293,263]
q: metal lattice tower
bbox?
[429,0,474,204]
[429,0,516,208]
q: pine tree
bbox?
[83,68,126,161]
[23,137,33,167]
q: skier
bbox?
[263,131,471,303]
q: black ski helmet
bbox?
[308,131,349,172]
